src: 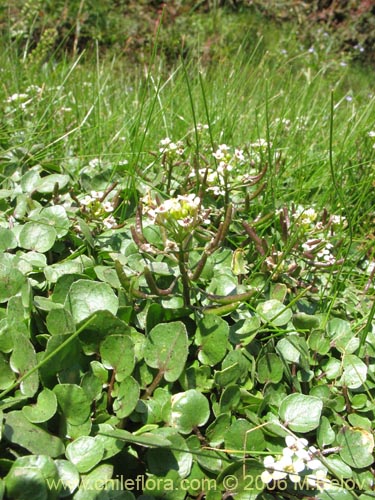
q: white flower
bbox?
[103,201,114,213]
[6,93,29,103]
[90,191,104,200]
[81,195,95,206]
[103,215,117,229]
[261,456,287,483]
[160,137,172,146]
[213,149,225,160]
[306,469,330,491]
[284,436,309,460]
[234,148,245,161]
[278,454,306,483]
[368,131,375,138]
[261,454,305,484]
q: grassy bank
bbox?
[1,8,375,499]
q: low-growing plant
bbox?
[1,10,375,499]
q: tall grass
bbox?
[1,13,374,244]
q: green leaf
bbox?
[79,311,131,355]
[5,455,61,500]
[0,265,25,303]
[36,174,70,193]
[195,315,229,366]
[46,308,75,336]
[65,436,104,473]
[219,385,241,414]
[279,393,323,432]
[0,228,17,252]
[327,318,358,353]
[341,354,367,389]
[22,388,57,423]
[54,384,91,425]
[317,416,335,448]
[112,376,140,418]
[224,419,265,455]
[170,389,210,434]
[100,335,135,381]
[94,424,125,460]
[65,279,119,323]
[19,222,57,253]
[0,353,16,390]
[293,312,320,330]
[337,427,374,468]
[206,414,232,447]
[214,363,241,386]
[9,334,39,397]
[37,205,71,237]
[54,459,80,497]
[146,429,192,478]
[80,463,113,490]
[3,411,65,457]
[256,299,292,326]
[257,353,284,383]
[144,321,188,382]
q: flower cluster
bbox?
[80,190,117,229]
[261,436,330,491]
[143,193,210,243]
[159,137,184,157]
[368,130,375,148]
[189,143,249,197]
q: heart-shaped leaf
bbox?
[22,388,57,423]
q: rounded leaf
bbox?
[341,354,367,389]
[36,174,70,193]
[0,228,17,252]
[225,419,265,455]
[170,389,210,434]
[256,299,292,326]
[19,222,57,253]
[3,411,65,457]
[195,315,229,366]
[0,265,26,303]
[257,353,283,383]
[65,280,119,323]
[144,321,188,382]
[279,393,323,432]
[112,376,140,418]
[54,459,80,497]
[5,455,60,500]
[100,335,135,381]
[22,388,57,423]
[338,427,374,468]
[65,436,104,473]
[53,384,91,425]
